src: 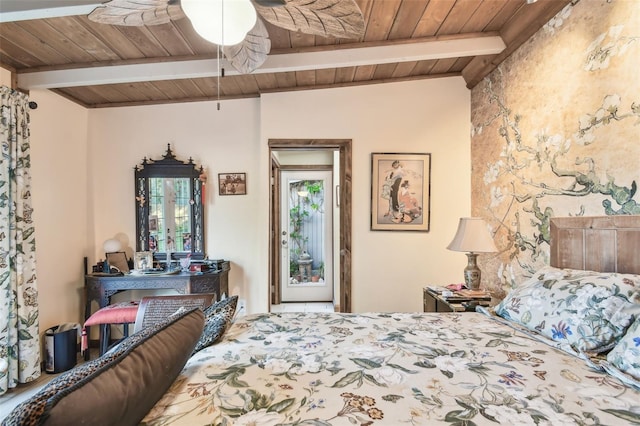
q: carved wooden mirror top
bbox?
[135,144,205,260]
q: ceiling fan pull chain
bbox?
[217,43,221,111]
[218,0,224,111]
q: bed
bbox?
[142,216,640,425]
[143,309,639,425]
[4,216,640,426]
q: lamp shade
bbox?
[182,0,257,46]
[103,238,122,253]
[447,217,497,253]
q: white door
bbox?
[280,170,333,302]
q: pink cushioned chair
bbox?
[82,294,215,359]
[82,301,139,358]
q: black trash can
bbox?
[44,325,78,373]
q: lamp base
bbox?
[463,252,482,290]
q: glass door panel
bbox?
[280,170,333,302]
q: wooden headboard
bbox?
[550,215,640,274]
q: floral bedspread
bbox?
[142,312,640,425]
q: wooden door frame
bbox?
[270,156,282,306]
[268,139,352,312]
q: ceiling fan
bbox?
[88,0,365,74]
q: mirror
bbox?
[135,144,205,261]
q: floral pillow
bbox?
[495,266,640,353]
[606,316,640,381]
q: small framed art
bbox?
[371,152,431,231]
[134,251,153,271]
[149,215,158,232]
[218,173,247,195]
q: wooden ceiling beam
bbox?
[18,34,505,89]
[0,2,100,23]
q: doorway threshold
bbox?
[271,302,334,313]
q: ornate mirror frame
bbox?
[135,144,205,260]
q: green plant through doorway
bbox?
[289,180,324,280]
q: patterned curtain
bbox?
[0,86,40,395]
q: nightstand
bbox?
[423,287,492,312]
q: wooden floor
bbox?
[0,349,98,421]
[0,374,49,421]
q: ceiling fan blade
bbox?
[223,18,271,74]
[88,0,185,26]
[252,0,287,6]
[253,0,364,39]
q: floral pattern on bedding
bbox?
[495,266,640,353]
[607,316,640,381]
[142,312,640,425]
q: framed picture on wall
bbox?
[371,152,431,231]
[218,173,247,195]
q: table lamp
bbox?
[103,238,122,254]
[447,217,497,290]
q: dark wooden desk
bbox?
[84,261,229,353]
[85,262,229,318]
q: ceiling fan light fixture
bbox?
[182,0,257,46]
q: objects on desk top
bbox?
[426,285,491,300]
[129,268,181,276]
[446,283,465,291]
[93,259,227,276]
[189,259,226,273]
[461,299,492,310]
[426,284,465,294]
[143,268,181,275]
[91,272,124,277]
[456,289,491,298]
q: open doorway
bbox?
[268,139,352,313]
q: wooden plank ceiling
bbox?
[0,0,571,108]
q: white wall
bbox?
[260,77,471,312]
[87,98,262,311]
[27,89,89,332]
[17,76,471,332]
[0,68,11,85]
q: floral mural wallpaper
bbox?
[470,0,639,295]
